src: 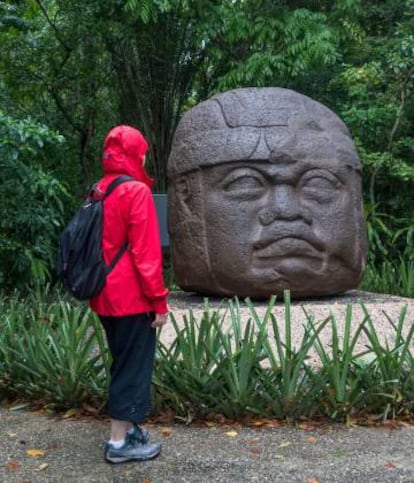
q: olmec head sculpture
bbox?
[168,87,367,298]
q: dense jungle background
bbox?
[0,0,413,295]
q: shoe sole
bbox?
[105,448,161,464]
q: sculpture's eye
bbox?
[299,169,341,203]
[227,176,263,190]
[222,168,266,199]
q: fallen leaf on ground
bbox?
[245,417,283,428]
[26,449,46,457]
[142,478,152,483]
[9,403,30,411]
[298,423,315,431]
[148,408,175,424]
[279,442,292,448]
[305,437,316,443]
[248,420,267,427]
[307,478,319,483]
[212,413,227,425]
[5,461,20,471]
[161,427,173,437]
[384,420,400,430]
[384,462,397,469]
[62,408,77,419]
[224,430,238,437]
[262,420,283,428]
[82,404,100,415]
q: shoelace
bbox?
[127,424,149,444]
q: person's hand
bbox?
[151,312,168,328]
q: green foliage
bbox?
[154,304,229,418]
[364,203,395,264]
[124,0,174,22]
[361,304,414,418]
[155,295,414,421]
[257,293,328,419]
[360,259,414,298]
[106,0,210,191]
[0,0,413,281]
[328,0,414,233]
[0,112,68,289]
[208,299,270,418]
[0,0,118,188]
[212,7,340,91]
[311,305,371,420]
[0,291,110,406]
[0,1,29,30]
[1,289,414,421]
[154,298,273,419]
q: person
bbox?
[167,87,367,298]
[89,125,169,464]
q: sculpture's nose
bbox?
[258,185,311,225]
[258,209,278,226]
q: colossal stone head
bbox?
[168,87,367,298]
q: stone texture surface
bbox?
[168,87,367,298]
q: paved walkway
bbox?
[1,409,414,482]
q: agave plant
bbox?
[360,303,414,419]
[0,295,110,408]
[256,291,328,419]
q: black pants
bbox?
[99,312,156,424]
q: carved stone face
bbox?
[168,87,367,298]
[202,159,363,297]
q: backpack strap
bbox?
[102,175,135,273]
[104,175,135,198]
[107,241,129,272]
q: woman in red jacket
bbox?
[89,125,169,464]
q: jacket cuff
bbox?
[152,297,169,314]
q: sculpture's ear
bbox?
[176,176,191,204]
[174,169,204,214]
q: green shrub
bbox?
[360,259,414,297]
[0,112,68,290]
[256,294,328,420]
[0,292,110,407]
[311,305,373,420]
[153,291,414,422]
[360,304,414,418]
[1,288,413,422]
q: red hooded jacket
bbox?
[89,125,169,316]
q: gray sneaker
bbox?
[126,424,149,444]
[105,438,161,464]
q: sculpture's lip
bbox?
[253,236,324,260]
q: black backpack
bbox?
[57,175,134,300]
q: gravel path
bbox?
[1,410,414,482]
[161,290,414,364]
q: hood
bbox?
[102,125,154,187]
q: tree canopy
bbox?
[0,0,413,288]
